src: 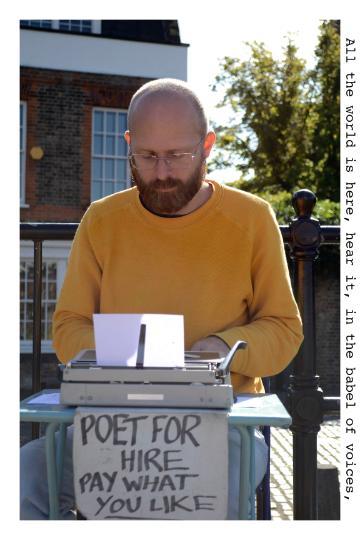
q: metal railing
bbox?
[20,189,340,520]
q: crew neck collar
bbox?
[132,180,223,228]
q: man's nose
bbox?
[155,157,170,180]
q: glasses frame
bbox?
[128,138,204,171]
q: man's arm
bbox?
[52,207,102,363]
[192,202,303,378]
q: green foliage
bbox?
[211,21,340,213]
[227,182,340,224]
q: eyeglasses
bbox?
[129,139,204,171]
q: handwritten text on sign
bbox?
[73,408,228,519]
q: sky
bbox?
[177,15,322,181]
[178,16,321,119]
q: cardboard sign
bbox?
[73,408,228,520]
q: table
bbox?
[20,390,292,520]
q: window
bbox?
[59,20,92,33]
[20,20,98,33]
[20,102,26,205]
[21,20,52,29]
[91,109,129,201]
[20,261,58,343]
[20,247,69,352]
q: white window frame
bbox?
[91,107,130,202]
[20,102,27,206]
[20,241,71,354]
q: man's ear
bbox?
[203,131,216,158]
[124,130,131,145]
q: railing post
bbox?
[31,239,43,439]
[287,189,324,520]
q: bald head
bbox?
[128,78,209,139]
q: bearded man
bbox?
[20,78,303,520]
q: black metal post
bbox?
[31,239,43,439]
[287,189,324,520]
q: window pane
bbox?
[26,322,33,340]
[94,135,103,154]
[27,302,33,321]
[94,111,104,132]
[20,302,25,320]
[116,137,127,156]
[92,181,102,200]
[115,181,127,192]
[104,182,114,196]
[48,282,57,300]
[82,21,92,31]
[106,136,115,155]
[116,160,127,180]
[92,158,102,180]
[27,265,34,280]
[41,322,46,340]
[105,159,114,179]
[106,112,116,133]
[118,114,127,134]
[20,281,25,300]
[47,303,55,320]
[27,281,33,299]
[48,263,57,280]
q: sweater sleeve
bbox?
[213,201,303,378]
[52,207,102,363]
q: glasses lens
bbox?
[167,154,193,169]
[132,155,156,170]
[131,153,194,171]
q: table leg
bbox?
[236,425,251,519]
[56,424,67,491]
[249,426,255,519]
[45,423,60,520]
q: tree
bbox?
[210,21,340,206]
[309,20,340,201]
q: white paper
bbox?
[93,313,184,367]
[28,392,60,405]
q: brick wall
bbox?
[20,67,151,223]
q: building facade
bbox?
[20,20,188,367]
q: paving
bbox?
[269,416,340,520]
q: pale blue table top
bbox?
[20,390,292,428]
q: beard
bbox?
[130,159,206,214]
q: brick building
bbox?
[20,20,188,371]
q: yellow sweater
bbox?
[53,180,303,395]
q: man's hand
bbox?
[190,336,230,357]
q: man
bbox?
[20,78,303,519]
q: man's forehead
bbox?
[131,91,195,121]
[129,91,202,149]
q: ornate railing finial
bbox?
[292,189,317,219]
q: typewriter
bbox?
[59,341,246,409]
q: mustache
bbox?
[147,178,182,190]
